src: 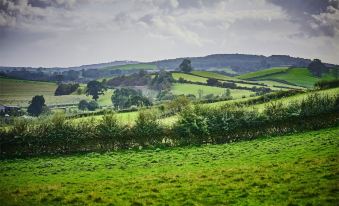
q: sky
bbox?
[0,0,338,67]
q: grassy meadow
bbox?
[237,67,289,79]
[171,83,255,98]
[0,127,338,205]
[0,77,90,107]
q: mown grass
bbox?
[256,68,335,88]
[171,83,255,98]
[237,67,289,79]
[0,127,338,205]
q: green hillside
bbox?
[1,127,337,205]
[237,67,289,79]
[104,63,157,71]
[255,68,334,88]
[0,77,116,107]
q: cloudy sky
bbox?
[0,0,338,67]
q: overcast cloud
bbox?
[0,0,338,67]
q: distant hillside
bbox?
[152,54,336,74]
[153,54,306,73]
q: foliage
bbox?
[165,95,191,114]
[78,100,99,111]
[78,100,88,110]
[149,70,173,91]
[87,100,99,111]
[54,83,79,96]
[179,58,193,73]
[111,88,152,110]
[314,79,339,89]
[27,95,46,116]
[106,71,151,87]
[86,81,107,101]
[132,109,164,146]
[308,59,328,77]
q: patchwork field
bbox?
[0,77,116,107]
[0,127,338,205]
[237,67,289,79]
[171,83,255,98]
[254,68,335,88]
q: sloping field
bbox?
[237,67,288,79]
[0,127,337,205]
[255,68,335,88]
[0,77,117,107]
[192,71,236,81]
[172,72,207,83]
[0,77,90,107]
[171,83,255,98]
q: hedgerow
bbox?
[0,93,338,157]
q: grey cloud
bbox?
[267,0,339,37]
[0,0,82,27]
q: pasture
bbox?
[171,83,255,98]
[0,127,337,205]
[255,68,335,88]
[0,77,90,107]
[237,67,289,79]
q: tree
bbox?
[85,81,106,101]
[150,70,173,91]
[179,58,193,73]
[27,95,46,116]
[111,88,152,109]
[87,100,99,111]
[308,59,328,77]
[206,78,220,86]
[332,67,339,79]
[78,100,88,110]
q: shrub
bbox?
[174,105,209,145]
[96,113,126,149]
[78,100,88,110]
[314,79,339,89]
[87,101,99,111]
[132,109,164,147]
[54,84,79,96]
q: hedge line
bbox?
[0,93,338,158]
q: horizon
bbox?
[1,0,338,67]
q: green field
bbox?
[237,67,289,79]
[172,72,207,83]
[171,83,255,98]
[104,63,157,71]
[255,68,335,88]
[0,127,337,205]
[0,78,91,107]
[192,71,236,81]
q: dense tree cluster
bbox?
[106,70,151,87]
[111,88,152,109]
[86,81,106,101]
[78,100,99,111]
[149,70,173,91]
[27,95,47,116]
[179,59,193,73]
[308,59,329,77]
[54,84,79,96]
